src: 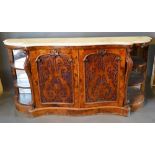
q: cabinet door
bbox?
[29,47,79,108]
[79,47,126,108]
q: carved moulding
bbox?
[124,47,134,107]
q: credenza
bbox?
[3,37,152,117]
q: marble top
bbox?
[3,37,152,47]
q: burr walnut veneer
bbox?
[4,37,152,117]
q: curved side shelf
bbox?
[132,56,146,70]
[127,87,144,112]
[11,56,26,70]
[11,64,25,70]
[14,80,30,88]
[128,71,144,86]
[18,93,32,105]
[14,94,33,113]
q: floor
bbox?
[0,86,155,123]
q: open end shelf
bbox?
[15,93,33,113]
[14,79,30,88]
[12,51,32,108]
[14,69,30,88]
[127,87,144,112]
[128,71,144,86]
[18,93,32,105]
[132,56,146,70]
[11,57,26,70]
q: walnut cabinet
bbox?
[4,37,152,116]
